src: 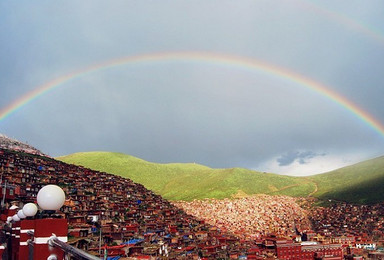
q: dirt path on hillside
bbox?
[307,179,318,197]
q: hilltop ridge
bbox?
[58,151,317,201]
[59,151,384,204]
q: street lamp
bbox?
[17,209,26,219]
[34,185,68,260]
[22,203,38,217]
[2,184,102,260]
[37,184,65,211]
[6,216,12,224]
[3,185,70,260]
[11,214,20,222]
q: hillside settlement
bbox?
[1,148,384,259]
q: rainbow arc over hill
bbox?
[1,51,384,137]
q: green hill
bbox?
[309,156,384,204]
[58,152,384,203]
[58,152,315,201]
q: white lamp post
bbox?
[22,203,38,217]
[47,254,58,260]
[33,185,68,260]
[12,214,20,222]
[17,209,26,219]
[36,185,65,211]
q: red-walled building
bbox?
[276,242,343,260]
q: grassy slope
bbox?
[309,156,384,204]
[58,152,384,204]
[58,152,315,201]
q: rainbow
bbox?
[1,51,384,137]
[302,1,384,45]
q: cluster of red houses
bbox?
[0,148,295,259]
[310,203,384,240]
[0,147,382,259]
[174,195,312,240]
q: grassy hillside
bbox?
[58,152,315,201]
[309,156,384,204]
[58,152,384,203]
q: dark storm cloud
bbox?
[277,151,326,166]
[277,151,300,166]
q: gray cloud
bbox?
[277,151,327,166]
[1,0,384,175]
[277,151,300,166]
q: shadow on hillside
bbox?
[317,174,384,205]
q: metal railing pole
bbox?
[48,235,100,260]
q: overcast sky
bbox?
[1,0,384,176]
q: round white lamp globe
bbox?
[22,203,38,217]
[12,214,20,222]
[37,185,65,211]
[17,209,26,219]
[47,254,58,260]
